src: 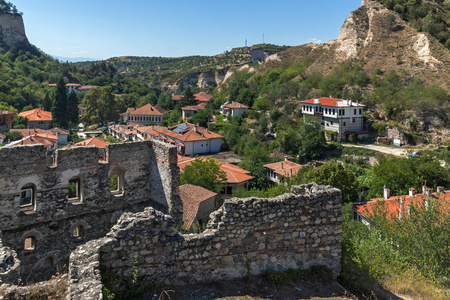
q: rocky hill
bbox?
[0,12,28,52]
[264,0,450,91]
[100,44,290,93]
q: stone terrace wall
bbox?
[69,183,342,298]
[0,140,181,282]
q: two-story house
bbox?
[181,102,207,120]
[0,110,15,133]
[19,109,52,130]
[220,102,249,118]
[122,104,168,126]
[300,97,367,141]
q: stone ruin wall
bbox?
[0,140,182,283]
[69,183,342,299]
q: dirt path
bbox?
[342,143,408,157]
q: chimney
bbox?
[422,186,427,195]
[290,168,293,177]
[399,197,404,220]
[409,188,415,197]
[193,124,198,133]
[437,186,443,193]
[281,162,284,170]
[384,185,390,199]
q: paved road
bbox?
[342,143,408,157]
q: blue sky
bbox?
[13,0,362,60]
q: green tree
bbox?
[239,142,273,189]
[190,108,211,128]
[82,87,118,125]
[12,115,28,129]
[298,131,326,161]
[180,157,227,194]
[293,160,358,202]
[182,86,194,102]
[52,77,68,128]
[67,90,79,129]
[4,131,22,142]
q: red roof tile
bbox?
[264,160,304,178]
[73,137,109,149]
[11,128,69,137]
[180,184,217,230]
[125,104,168,116]
[354,190,450,221]
[182,102,207,111]
[300,97,365,108]
[223,102,249,109]
[10,134,57,147]
[178,155,253,184]
[19,109,52,122]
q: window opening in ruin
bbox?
[73,225,84,241]
[68,177,82,201]
[20,184,36,209]
[110,174,124,195]
[44,256,54,268]
[24,236,36,251]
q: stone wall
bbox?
[69,183,342,298]
[0,140,182,282]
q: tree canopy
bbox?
[180,157,227,194]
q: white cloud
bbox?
[72,50,89,55]
[309,38,322,44]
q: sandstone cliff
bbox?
[0,13,29,52]
[267,0,450,91]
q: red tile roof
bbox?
[300,97,365,108]
[11,134,57,147]
[73,137,109,149]
[125,104,168,116]
[180,184,217,230]
[223,102,249,109]
[19,109,52,122]
[1,110,15,116]
[172,92,213,102]
[66,83,82,87]
[264,160,304,178]
[354,190,450,221]
[178,155,253,184]
[194,92,213,102]
[11,128,69,137]
[78,85,95,90]
[0,134,6,140]
[182,102,207,111]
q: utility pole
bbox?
[245,39,247,47]
[263,33,265,44]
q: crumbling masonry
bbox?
[0,141,342,299]
[0,140,182,282]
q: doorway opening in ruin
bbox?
[72,225,84,241]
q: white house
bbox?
[122,104,168,126]
[300,97,367,141]
[220,102,249,118]
[264,159,304,183]
[136,123,223,156]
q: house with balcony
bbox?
[300,97,367,142]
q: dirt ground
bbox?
[342,143,408,157]
[149,269,353,300]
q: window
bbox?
[68,177,82,201]
[353,119,356,123]
[343,122,346,126]
[339,109,341,116]
[73,225,84,239]
[226,186,233,195]
[354,109,357,115]
[24,236,36,251]
[359,109,362,115]
[342,109,345,115]
[110,174,124,195]
[331,121,334,125]
[20,184,36,209]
